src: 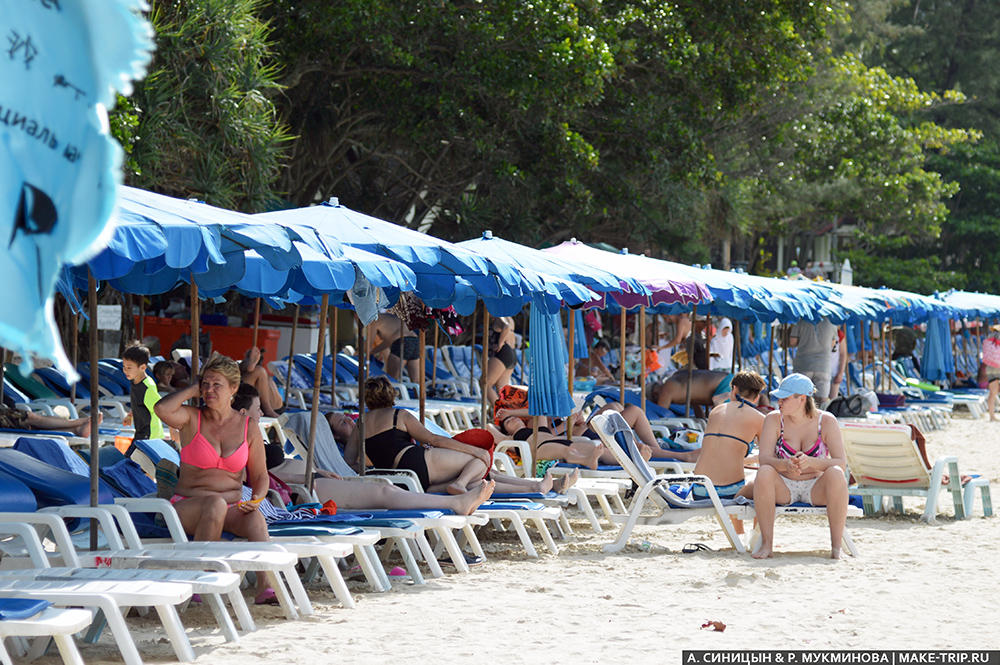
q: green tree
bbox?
[111,0,290,212]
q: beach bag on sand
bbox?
[827,395,865,418]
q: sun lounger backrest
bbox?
[0,448,114,506]
[4,363,60,400]
[280,411,357,478]
[13,437,90,477]
[841,422,931,489]
[591,412,672,505]
[0,468,39,511]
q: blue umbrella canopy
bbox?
[921,317,955,382]
[0,1,152,372]
[527,301,575,417]
[256,202,571,313]
[939,290,1000,320]
[458,232,649,307]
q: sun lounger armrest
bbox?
[0,523,50,568]
[39,506,125,550]
[367,469,422,492]
[496,441,532,471]
[114,497,189,543]
[0,512,78,567]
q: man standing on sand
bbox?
[788,317,838,409]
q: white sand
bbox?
[40,417,1000,664]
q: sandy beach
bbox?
[40,416,999,664]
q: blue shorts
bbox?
[691,479,745,499]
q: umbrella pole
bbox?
[844,325,851,398]
[70,312,79,402]
[705,314,712,371]
[304,294,330,495]
[685,306,697,417]
[469,304,478,397]
[87,271,100,547]
[419,328,427,424]
[252,298,261,348]
[567,308,576,395]
[138,297,145,341]
[398,316,405,383]
[330,306,338,409]
[639,306,646,414]
[619,308,626,403]
[858,321,866,391]
[882,322,889,391]
[357,318,367,476]
[480,308,490,427]
[190,277,200,379]
[732,320,740,373]
[768,322,775,390]
[782,324,789,377]
[432,324,439,387]
[284,305,299,408]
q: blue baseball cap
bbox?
[769,373,816,399]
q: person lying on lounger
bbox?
[0,405,100,437]
[239,346,283,418]
[489,397,700,475]
[689,371,767,500]
[648,369,736,418]
[325,377,577,495]
[752,373,849,560]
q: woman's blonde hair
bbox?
[364,376,396,410]
[803,395,817,418]
[200,354,241,388]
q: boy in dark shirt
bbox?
[122,345,164,440]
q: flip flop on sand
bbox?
[682,543,713,554]
[254,588,279,605]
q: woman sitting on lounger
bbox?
[154,355,270,544]
[690,371,767,499]
[752,373,849,560]
[325,379,577,496]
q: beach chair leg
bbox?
[227,588,255,633]
[355,544,390,592]
[460,525,487,560]
[100,602,144,665]
[281,566,314,616]
[434,527,469,572]
[557,510,574,538]
[891,496,905,515]
[52,633,86,665]
[567,488,602,533]
[203,592,240,643]
[413,534,445,578]
[82,610,106,644]
[263,570,299,620]
[947,461,966,519]
[301,558,320,583]
[602,506,641,554]
[595,494,615,521]
[841,528,859,557]
[0,641,14,665]
[153,604,195,662]
[313,554,356,606]
[964,479,993,518]
[397,540,425,586]
[610,492,628,515]
[533,517,560,555]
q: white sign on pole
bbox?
[96,305,122,331]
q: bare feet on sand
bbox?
[554,468,580,492]
[831,547,842,560]
[751,544,773,559]
[453,480,495,515]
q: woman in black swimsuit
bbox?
[482,316,517,403]
[691,371,768,499]
[343,377,493,494]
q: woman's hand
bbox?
[790,452,818,474]
[237,496,264,513]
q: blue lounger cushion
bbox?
[132,439,180,466]
[0,448,114,506]
[0,598,52,621]
[0,468,40,512]
[14,437,90,477]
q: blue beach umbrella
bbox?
[921,318,955,382]
[0,1,152,372]
[257,202,589,313]
[527,300,575,418]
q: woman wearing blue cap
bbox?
[752,373,848,559]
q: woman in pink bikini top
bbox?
[750,372,849,561]
[154,354,269,543]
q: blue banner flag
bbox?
[0,0,152,373]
